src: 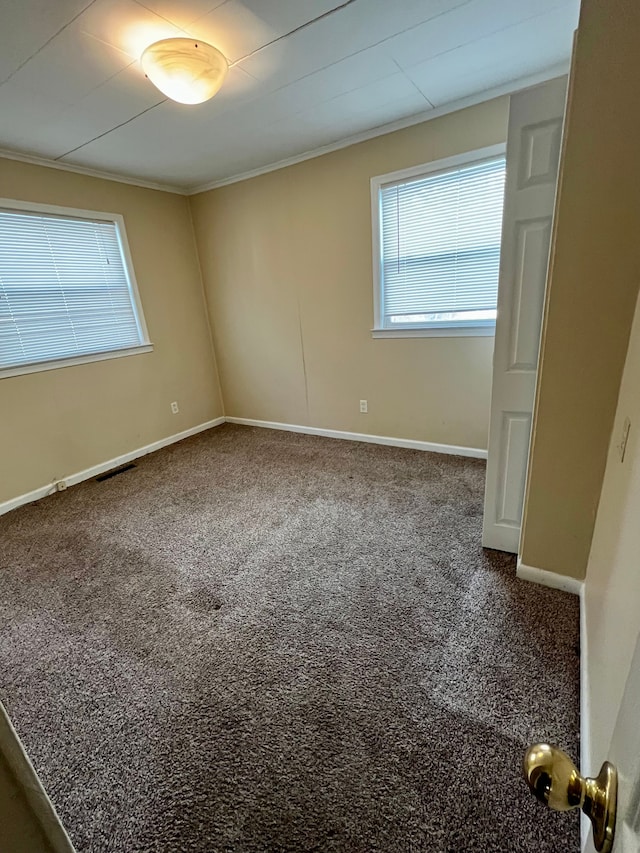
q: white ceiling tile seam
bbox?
[188,4,471,122]
[400,0,576,77]
[0,0,100,87]
[132,0,231,36]
[391,58,435,109]
[52,57,146,158]
[228,0,361,68]
[130,0,217,44]
[55,98,168,161]
[229,0,474,98]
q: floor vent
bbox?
[96,463,137,482]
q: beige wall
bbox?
[520,0,640,579]
[583,286,640,774]
[0,158,223,505]
[190,97,509,450]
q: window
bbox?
[0,200,152,378]
[371,145,506,337]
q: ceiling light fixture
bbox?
[141,37,228,105]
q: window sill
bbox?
[0,343,154,380]
[371,326,495,339]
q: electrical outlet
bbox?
[619,417,631,462]
[170,401,179,414]
[360,400,368,413]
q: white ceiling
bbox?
[0,0,581,192]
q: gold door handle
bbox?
[523,744,617,852]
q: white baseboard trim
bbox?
[225,417,488,459]
[0,417,225,517]
[0,700,76,852]
[516,559,583,596]
[0,415,484,517]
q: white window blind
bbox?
[0,206,148,374]
[377,155,506,330]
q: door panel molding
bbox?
[496,411,532,526]
[518,117,563,189]
[508,217,553,372]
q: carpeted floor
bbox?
[0,424,580,852]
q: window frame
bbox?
[370,143,507,339]
[0,198,153,379]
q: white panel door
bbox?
[583,632,640,852]
[482,76,567,553]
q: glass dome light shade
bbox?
[141,38,228,105]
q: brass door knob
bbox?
[523,744,617,853]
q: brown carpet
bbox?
[0,424,580,852]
